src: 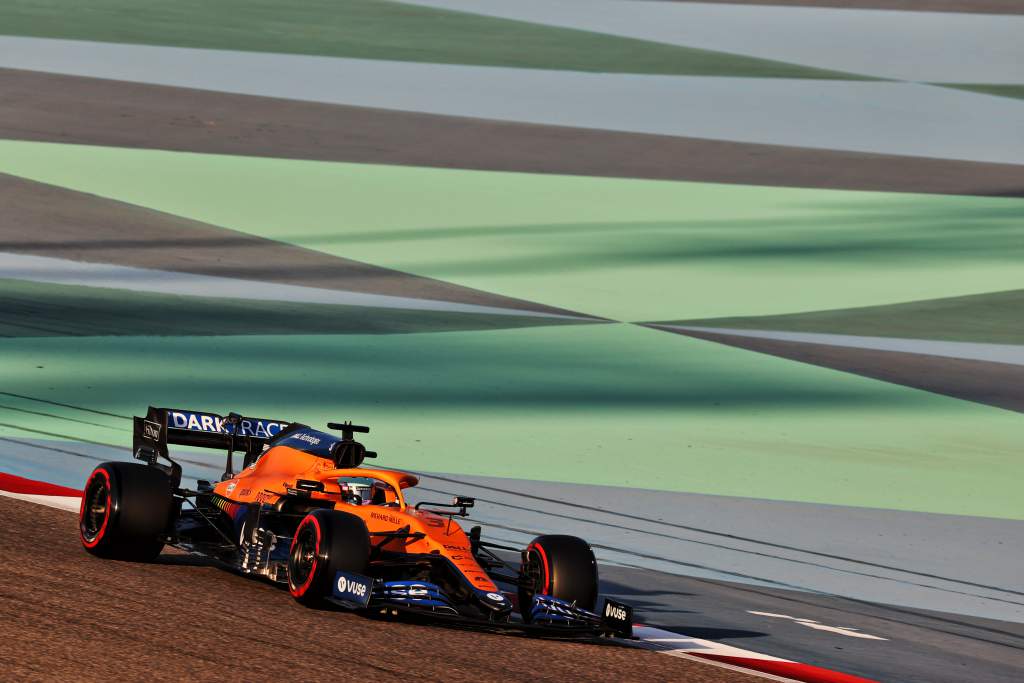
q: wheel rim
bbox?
[521,547,546,601]
[81,471,111,545]
[289,521,319,593]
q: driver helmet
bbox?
[337,478,373,505]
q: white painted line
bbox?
[628,624,880,682]
[0,490,81,513]
[665,325,1024,366]
[632,624,789,661]
[639,648,804,683]
[748,611,889,641]
[622,626,798,679]
[0,251,578,319]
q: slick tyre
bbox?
[288,509,370,606]
[80,462,173,561]
[519,534,598,619]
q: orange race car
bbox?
[79,407,632,637]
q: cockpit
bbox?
[337,477,400,507]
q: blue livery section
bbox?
[529,594,593,627]
[166,409,288,439]
[270,427,339,458]
[373,581,458,614]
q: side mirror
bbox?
[331,440,367,468]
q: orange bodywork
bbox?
[212,445,497,592]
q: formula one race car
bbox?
[79,407,632,638]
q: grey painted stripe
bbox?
[399,0,1024,83]
[1,37,1023,165]
[0,252,579,319]
[663,325,1024,366]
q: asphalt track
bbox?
[3,68,1021,196]
[0,496,755,683]
[598,563,1024,683]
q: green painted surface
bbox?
[1,324,1021,519]
[0,0,862,78]
[938,84,1024,101]
[1,141,1021,323]
[0,279,587,338]
[660,289,1024,344]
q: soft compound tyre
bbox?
[519,534,598,619]
[80,462,173,561]
[287,509,370,605]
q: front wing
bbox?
[329,571,633,638]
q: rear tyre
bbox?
[519,534,598,620]
[288,509,370,605]
[80,462,173,561]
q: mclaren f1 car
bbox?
[78,407,632,637]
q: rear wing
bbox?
[133,406,293,479]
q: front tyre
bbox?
[519,534,598,619]
[288,509,370,605]
[80,462,173,561]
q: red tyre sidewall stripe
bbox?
[290,515,321,598]
[528,542,551,595]
[81,468,112,549]
[695,655,880,683]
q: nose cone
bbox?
[477,589,513,616]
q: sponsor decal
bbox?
[333,571,372,607]
[167,410,287,439]
[605,602,627,621]
[423,517,444,528]
[225,481,237,495]
[239,488,252,497]
[238,418,286,438]
[289,433,321,446]
[443,544,470,552]
[486,592,506,603]
[602,599,634,638]
[142,419,162,441]
[370,511,401,525]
